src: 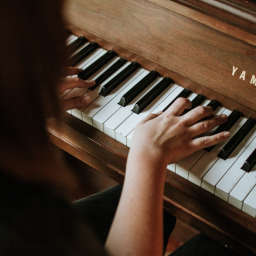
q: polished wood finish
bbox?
[50,1,256,255]
[65,0,256,112]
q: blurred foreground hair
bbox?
[0,0,68,179]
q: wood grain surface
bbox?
[65,0,256,112]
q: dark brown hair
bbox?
[0,0,69,182]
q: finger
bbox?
[62,95,92,111]
[59,77,95,93]
[181,106,213,126]
[190,131,230,151]
[188,114,228,138]
[61,88,88,99]
[164,97,191,117]
[138,112,161,125]
[65,67,83,76]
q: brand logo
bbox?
[232,66,256,86]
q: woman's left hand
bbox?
[59,67,95,111]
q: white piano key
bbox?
[77,48,107,69]
[175,93,200,178]
[90,56,120,80]
[71,109,83,121]
[82,63,140,125]
[127,132,134,147]
[229,158,256,209]
[215,129,256,201]
[126,84,182,147]
[67,34,78,45]
[201,117,248,193]
[167,164,176,173]
[152,86,183,113]
[71,42,90,58]
[243,185,256,217]
[188,108,233,187]
[100,70,153,135]
[176,151,205,179]
[103,78,178,138]
[184,107,225,183]
[175,98,218,179]
[104,75,159,136]
[115,82,185,145]
[92,69,148,132]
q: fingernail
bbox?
[220,114,228,118]
[87,80,96,86]
[223,131,230,137]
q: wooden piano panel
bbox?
[65,0,256,112]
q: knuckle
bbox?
[200,121,209,130]
[178,118,188,128]
[216,132,225,140]
[201,136,210,146]
[197,106,207,115]
[177,97,190,106]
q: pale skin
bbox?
[59,67,95,111]
[105,98,230,256]
[59,72,230,256]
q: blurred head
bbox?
[0,0,70,183]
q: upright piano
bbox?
[48,0,256,254]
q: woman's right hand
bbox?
[130,97,230,166]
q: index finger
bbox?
[163,97,191,117]
[65,67,83,76]
[59,77,95,93]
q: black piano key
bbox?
[69,42,99,66]
[92,58,127,90]
[183,94,206,114]
[205,110,243,152]
[89,58,127,91]
[207,100,221,111]
[241,148,256,172]
[200,100,222,122]
[163,88,192,112]
[132,77,173,114]
[118,71,160,107]
[78,50,117,80]
[218,118,256,160]
[200,100,221,122]
[67,36,88,55]
[99,62,140,96]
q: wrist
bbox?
[128,146,167,170]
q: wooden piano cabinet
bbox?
[48,0,256,255]
[65,0,256,112]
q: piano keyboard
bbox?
[66,34,256,218]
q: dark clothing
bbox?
[0,171,107,256]
[0,170,233,255]
[171,235,233,256]
[73,185,176,250]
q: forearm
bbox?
[106,149,166,256]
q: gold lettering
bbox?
[232,66,238,76]
[239,71,246,80]
[250,75,256,86]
